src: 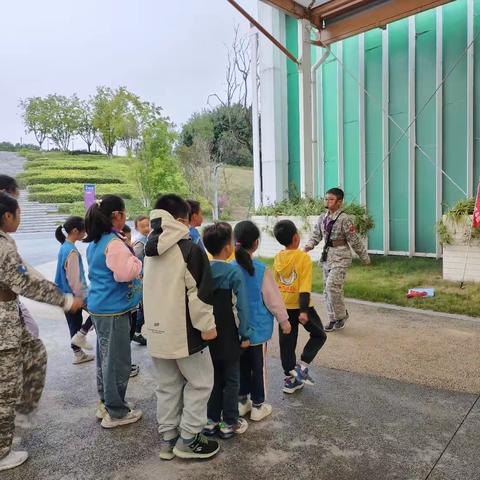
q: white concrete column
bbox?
[298,19,314,197]
[467,0,474,197]
[382,28,390,255]
[250,27,262,209]
[258,2,289,205]
[408,17,416,257]
[435,7,443,259]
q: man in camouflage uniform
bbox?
[0,192,81,471]
[305,188,370,332]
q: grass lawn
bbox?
[220,166,253,220]
[261,255,480,317]
[18,151,254,221]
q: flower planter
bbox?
[442,215,480,283]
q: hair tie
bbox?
[235,241,242,247]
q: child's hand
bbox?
[280,321,292,335]
[298,312,309,325]
[70,297,84,313]
[240,339,250,349]
[201,328,217,341]
[304,244,313,252]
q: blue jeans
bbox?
[207,358,240,425]
[92,314,131,419]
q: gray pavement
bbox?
[4,225,479,480]
[3,300,479,480]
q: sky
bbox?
[0,0,258,147]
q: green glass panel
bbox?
[388,19,409,252]
[443,0,468,209]
[415,10,437,254]
[364,30,384,251]
[285,15,300,194]
[343,36,360,202]
[322,44,339,192]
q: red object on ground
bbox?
[473,179,480,229]
[406,291,428,298]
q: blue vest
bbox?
[55,242,87,295]
[231,259,273,345]
[86,233,141,315]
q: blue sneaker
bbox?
[283,375,304,394]
[294,364,315,385]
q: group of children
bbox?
[0,178,345,470]
[140,194,328,460]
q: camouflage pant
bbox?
[322,264,348,323]
[0,302,47,459]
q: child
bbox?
[143,194,219,460]
[121,224,142,376]
[186,200,205,251]
[202,222,251,439]
[131,215,151,346]
[54,217,95,365]
[84,195,143,429]
[0,175,39,338]
[232,220,291,422]
[132,215,150,262]
[272,220,327,393]
[0,192,83,471]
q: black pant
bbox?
[207,358,240,425]
[239,344,265,406]
[279,307,327,375]
[64,311,93,352]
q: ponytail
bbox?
[233,220,260,277]
[84,195,125,243]
[55,216,85,244]
[0,192,19,229]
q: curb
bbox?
[311,293,480,324]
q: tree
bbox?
[77,98,97,153]
[134,118,187,207]
[19,97,52,149]
[45,94,81,151]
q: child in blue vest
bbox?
[84,195,143,429]
[232,221,291,422]
[54,217,94,365]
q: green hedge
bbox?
[28,183,137,203]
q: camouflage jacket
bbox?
[0,230,66,308]
[306,210,370,268]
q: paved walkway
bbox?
[2,257,479,480]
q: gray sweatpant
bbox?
[151,348,213,440]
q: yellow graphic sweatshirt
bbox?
[272,249,313,311]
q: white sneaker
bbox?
[101,409,143,429]
[71,331,93,350]
[12,436,22,448]
[238,399,252,417]
[72,350,94,365]
[95,401,136,420]
[250,403,272,422]
[0,451,29,471]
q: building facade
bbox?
[256,0,480,256]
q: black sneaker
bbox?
[132,334,147,346]
[173,433,220,460]
[130,364,140,377]
[324,321,336,332]
[334,318,347,330]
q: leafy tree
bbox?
[19,97,52,149]
[77,98,97,153]
[46,94,81,151]
[134,118,187,207]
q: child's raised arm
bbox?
[105,239,142,282]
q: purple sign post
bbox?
[84,184,96,211]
